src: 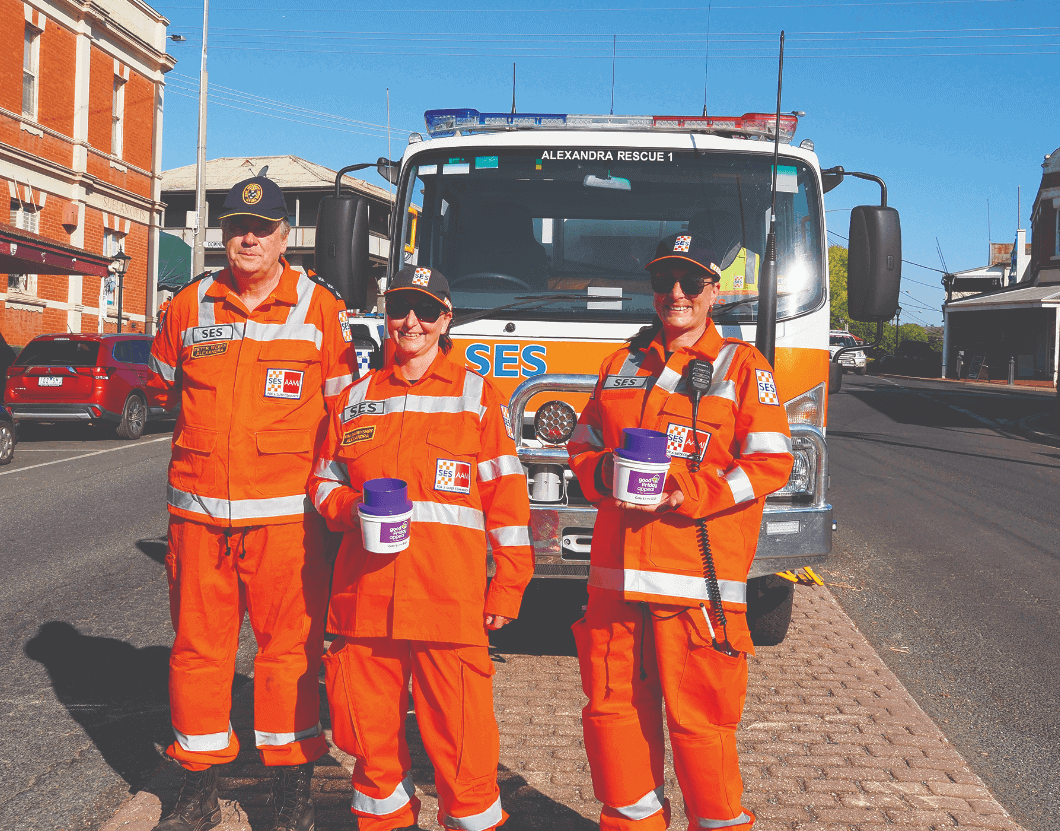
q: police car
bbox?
[829,331,867,375]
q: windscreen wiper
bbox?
[451,294,599,327]
[711,295,759,316]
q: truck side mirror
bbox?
[847,205,901,322]
[315,195,371,310]
[377,157,400,185]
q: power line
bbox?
[828,230,948,281]
[156,0,1027,11]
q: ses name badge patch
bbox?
[191,341,229,359]
[265,369,304,400]
[756,369,779,405]
[666,422,711,460]
[435,458,472,494]
[341,425,375,446]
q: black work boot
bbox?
[152,765,221,831]
[270,762,315,831]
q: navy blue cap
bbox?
[217,176,288,222]
[386,265,453,310]
[645,233,722,281]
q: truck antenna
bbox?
[610,36,617,115]
[754,30,784,368]
[702,0,712,116]
[511,63,517,114]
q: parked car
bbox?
[879,339,942,378]
[3,334,174,439]
[829,331,867,375]
[0,404,16,465]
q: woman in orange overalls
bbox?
[567,233,795,831]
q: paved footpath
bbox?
[100,587,1027,831]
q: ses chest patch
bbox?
[435,458,472,494]
[341,425,375,446]
[191,341,229,359]
[265,369,304,400]
[666,422,711,460]
[755,369,779,405]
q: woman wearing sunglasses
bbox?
[307,265,533,831]
[567,233,794,831]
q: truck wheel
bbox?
[747,574,795,646]
[116,393,146,440]
[828,361,843,393]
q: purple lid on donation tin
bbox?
[614,428,670,464]
[360,478,413,516]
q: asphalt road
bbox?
[0,421,256,831]
[826,375,1060,831]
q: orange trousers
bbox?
[165,516,330,770]
[572,591,755,831]
[324,637,507,831]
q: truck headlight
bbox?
[534,400,577,445]
[784,382,826,430]
[774,434,818,498]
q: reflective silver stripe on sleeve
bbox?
[313,458,348,483]
[325,373,354,398]
[570,423,604,448]
[740,431,792,456]
[351,774,415,815]
[243,319,323,347]
[589,565,747,606]
[149,354,176,382]
[705,380,737,403]
[698,811,752,828]
[612,787,666,821]
[724,467,756,505]
[443,796,504,831]
[173,723,232,753]
[312,480,345,513]
[255,721,321,747]
[167,485,312,520]
[412,501,485,531]
[488,525,531,548]
[713,343,739,384]
[477,455,523,482]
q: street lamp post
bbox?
[894,306,902,354]
[110,249,131,333]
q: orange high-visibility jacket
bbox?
[148,259,358,527]
[308,349,534,646]
[568,322,794,616]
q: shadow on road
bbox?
[137,536,167,565]
[829,428,1060,470]
[15,419,173,443]
[488,578,587,658]
[23,621,248,794]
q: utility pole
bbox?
[191,0,209,277]
[894,306,902,354]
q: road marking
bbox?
[876,377,1003,428]
[0,435,171,477]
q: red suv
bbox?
[4,333,174,439]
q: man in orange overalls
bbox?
[147,176,357,831]
[568,233,794,830]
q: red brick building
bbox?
[0,0,175,355]
[1030,147,1060,285]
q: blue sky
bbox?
[154,0,1059,329]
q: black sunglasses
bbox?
[650,272,713,297]
[384,294,446,323]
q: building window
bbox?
[10,201,40,234]
[112,76,126,158]
[103,229,125,309]
[23,25,41,120]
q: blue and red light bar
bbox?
[423,109,798,143]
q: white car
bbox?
[829,332,867,375]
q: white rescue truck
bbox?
[318,107,901,643]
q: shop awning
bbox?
[158,231,193,291]
[0,223,111,277]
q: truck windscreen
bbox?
[395,148,825,323]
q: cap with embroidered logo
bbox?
[217,176,288,222]
[645,233,723,281]
[386,265,452,309]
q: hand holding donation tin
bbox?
[358,478,414,554]
[612,429,671,505]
